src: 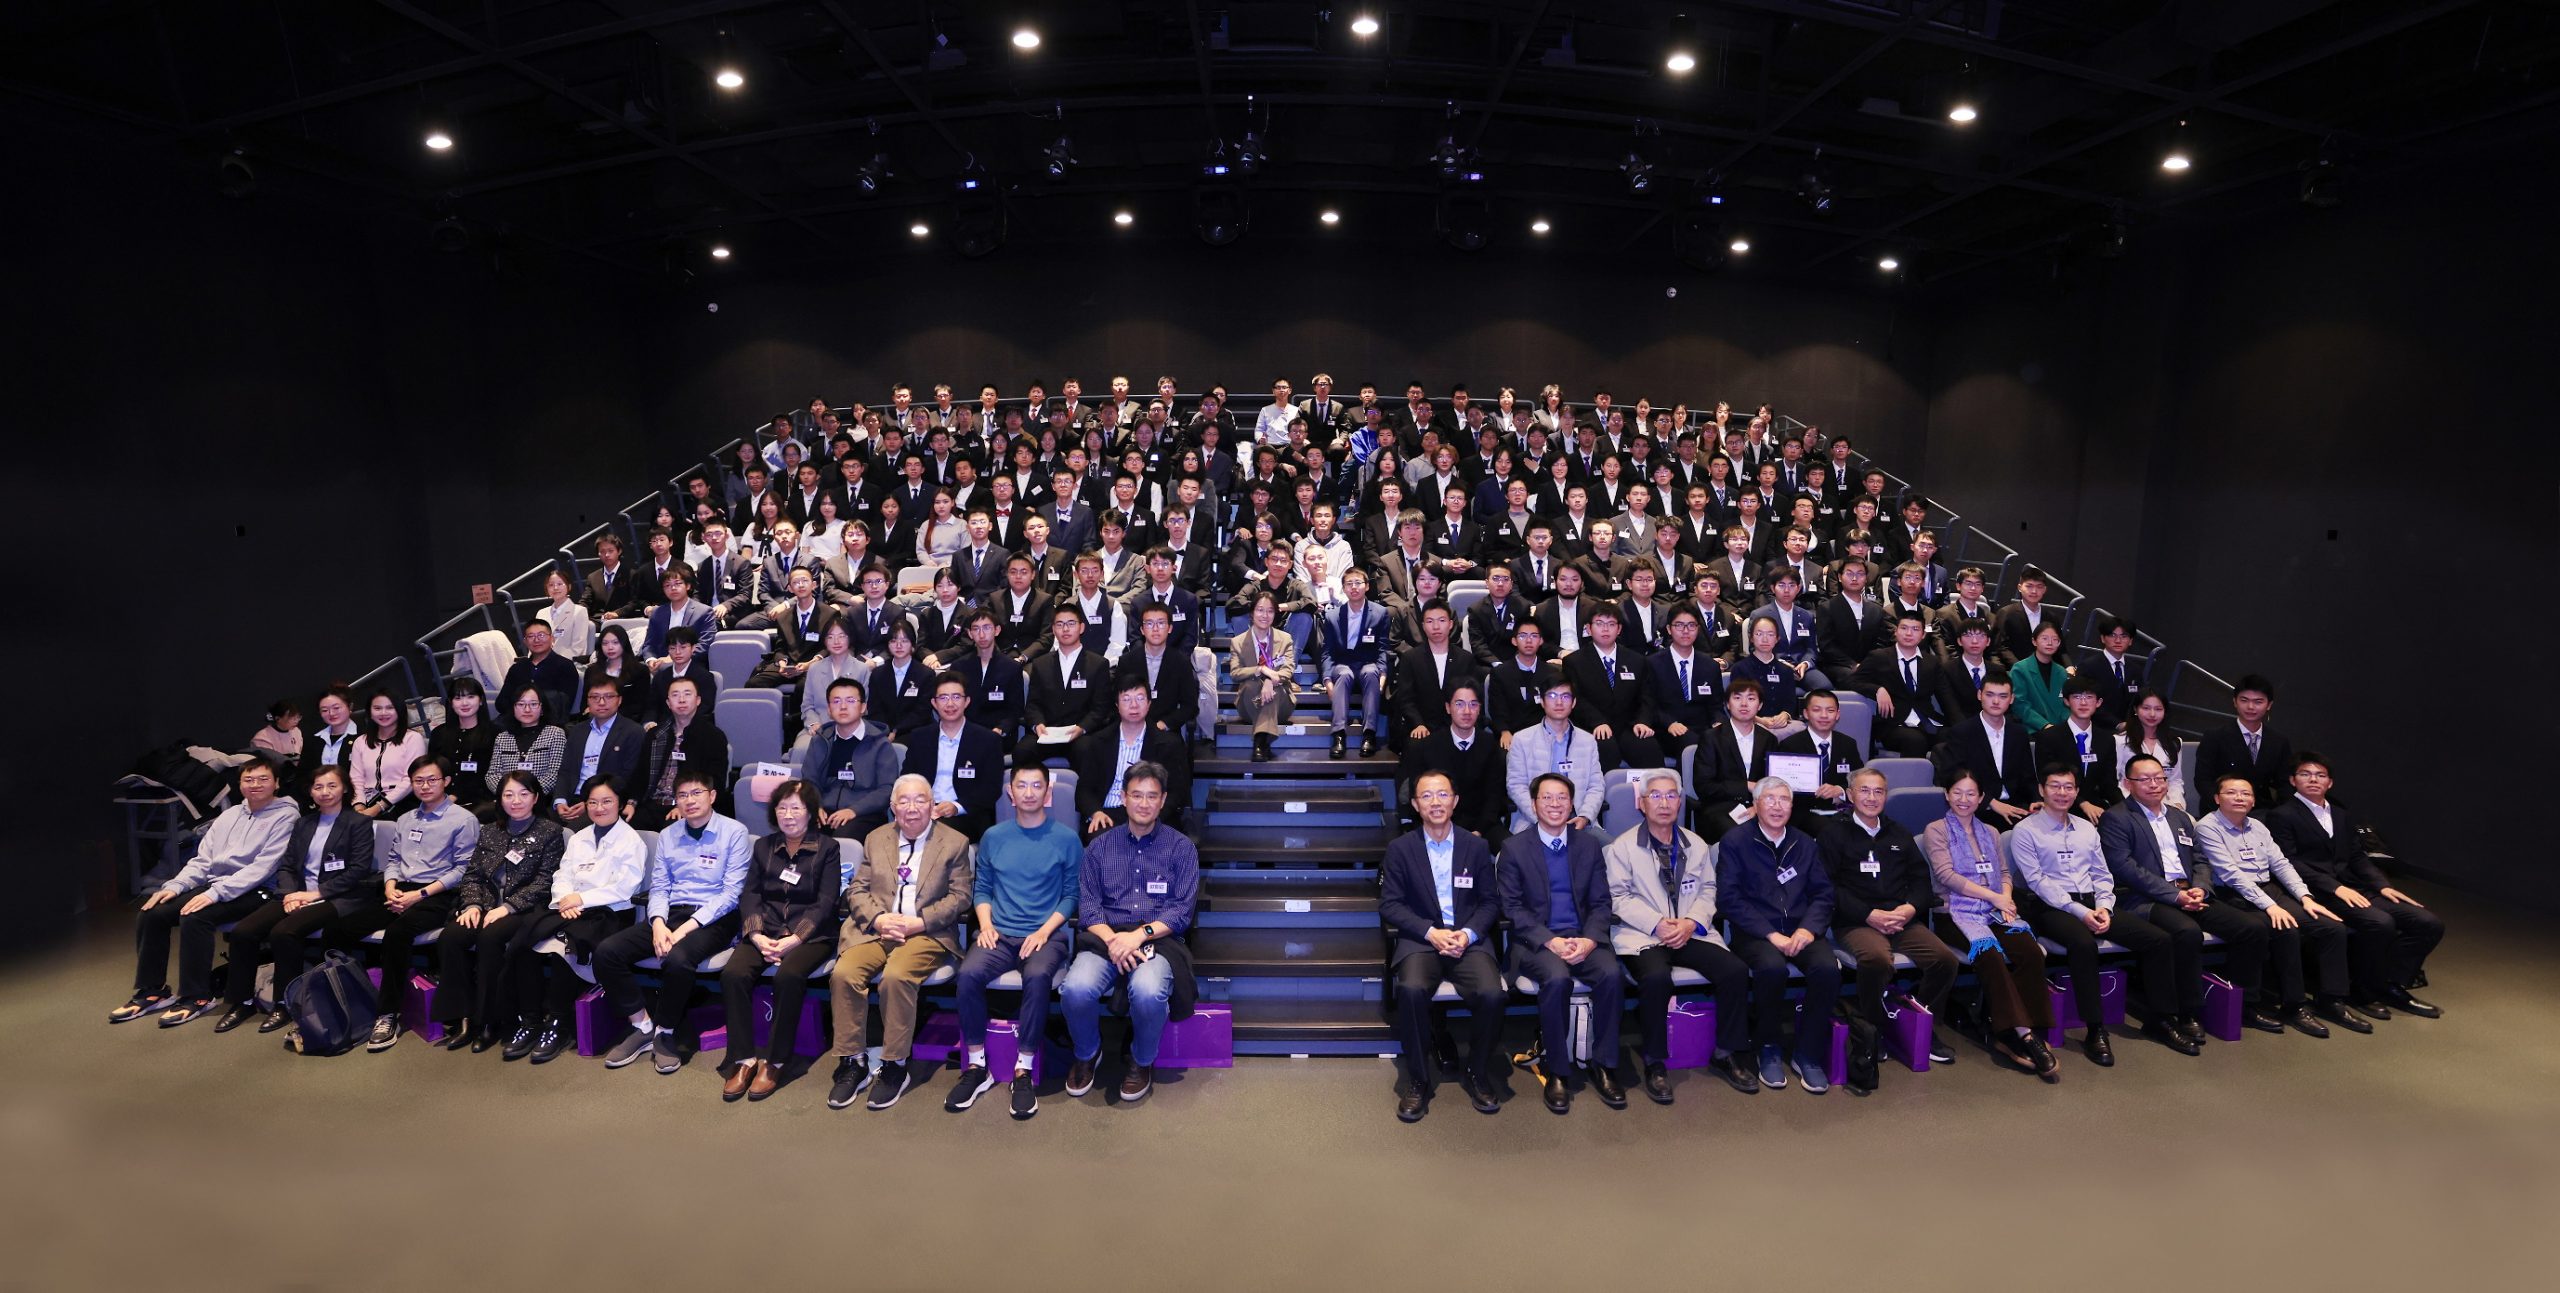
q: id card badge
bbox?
[1144,880,1170,895]
[1069,676,1089,688]
[1453,874,1475,889]
[1859,854,1881,876]
[1776,865,1799,885]
[407,828,426,843]
[956,765,976,779]
[987,689,1004,700]
[505,849,526,864]
[322,857,345,873]
[457,759,480,773]
[779,866,803,886]
[837,768,858,781]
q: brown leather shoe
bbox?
[747,1060,782,1101]
[722,1060,759,1102]
[1118,1063,1154,1102]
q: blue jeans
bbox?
[953,934,1070,1051]
[1060,948,1175,1066]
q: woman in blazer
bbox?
[1920,770,2059,1081]
[430,678,500,819]
[431,771,567,1053]
[864,621,934,741]
[209,766,379,1035]
[2008,622,2073,735]
[489,686,567,804]
[514,777,647,1063]
[717,780,842,1101]
[1228,589,1297,762]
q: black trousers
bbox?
[510,908,633,1022]
[1390,946,1506,1089]
[591,905,744,1038]
[134,889,269,1000]
[2127,899,2271,1011]
[2261,891,2350,1003]
[1836,923,1959,1027]
[719,937,836,1065]
[1730,934,1842,1061]
[1511,943,1625,1065]
[1871,720,1935,758]
[1631,940,1749,1062]
[2020,892,2176,1022]
[220,898,347,1005]
[2333,894,2445,997]
[434,908,549,1028]
[1592,727,1664,775]
[328,886,457,1015]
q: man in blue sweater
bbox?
[947,766,1083,1120]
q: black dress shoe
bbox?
[1361,732,1380,758]
[1397,1087,1430,1123]
[257,1009,293,1034]
[471,1026,504,1054]
[1461,1072,1501,1115]
[2082,1027,2115,1067]
[441,1023,477,1052]
[2316,1001,2374,1034]
[1709,1052,1760,1094]
[212,1002,259,1034]
[1542,1073,1571,1114]
[2384,987,2442,1018]
[1641,1062,1673,1105]
[1589,1064,1628,1109]
[2409,969,2428,990]
[501,1024,538,1061]
[2143,1017,2200,1056]
[1251,734,1273,762]
[2174,1015,2208,1047]
[1330,731,1347,760]
[529,1018,569,1064]
[2351,999,2394,1021]
[2244,1007,2288,1034]
[2284,1005,2330,1038]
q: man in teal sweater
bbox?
[945,764,1083,1119]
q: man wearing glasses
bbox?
[591,768,753,1073]
[1504,678,1602,833]
[1379,771,1507,1121]
[1059,762,1200,1105]
[826,775,976,1110]
[1606,769,1759,1103]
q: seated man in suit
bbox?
[2087,615,2150,728]
[903,673,1003,840]
[1943,671,2036,826]
[1073,682,1193,840]
[1850,609,1950,757]
[1505,678,1603,833]
[742,567,842,708]
[1316,569,1395,759]
[2101,753,2279,1041]
[1715,777,1841,1094]
[1464,562,1533,669]
[1812,560,1888,685]
[823,775,977,1111]
[2267,754,2443,1019]
[1608,769,1759,1103]
[1559,606,1660,773]
[584,531,641,618]
[1819,769,1958,1093]
[2192,674,2295,809]
[2033,676,2121,821]
[2194,773,2365,1037]
[1775,689,1863,829]
[800,679,903,842]
[1379,772,1508,1121]
[1112,604,1202,739]
[944,610,1027,749]
[1497,774,1629,1113]
[947,507,1010,601]
[551,676,646,821]
[983,556,1053,660]
[1125,547,1204,657]
[1025,606,1113,747]
[1396,685,1507,838]
[1692,680,1778,837]
[1644,604,1726,764]
[1392,598,1483,751]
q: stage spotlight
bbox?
[1666,51,1695,74]
[424,130,454,152]
[1194,187,1249,246]
[1319,209,1340,226]
[1729,237,1750,254]
[715,68,744,90]
[2299,156,2344,209]
[1350,15,1379,37]
[710,244,731,260]
[948,170,1005,257]
[1623,152,1655,193]
[1044,135,1076,179]
[1948,102,1976,123]
[1436,188,1490,250]
[910,222,931,238]
[1877,255,1900,272]
[2162,119,2191,172]
[1529,218,1550,235]
[216,150,256,199]
[1012,28,1041,50]
[1114,210,1135,226]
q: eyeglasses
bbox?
[2127,774,2168,784]
[1642,790,1682,803]
[1416,790,1455,802]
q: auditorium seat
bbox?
[1831,692,1875,757]
[706,636,764,685]
[1869,757,1933,791]
[714,690,785,768]
[1882,786,1947,835]
[993,769,1076,828]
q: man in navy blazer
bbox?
[552,676,647,817]
[1377,772,1507,1122]
[902,676,1004,840]
[1715,777,1841,1093]
[2099,753,2279,1040]
[1497,773,1628,1113]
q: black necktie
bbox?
[1902,656,1917,692]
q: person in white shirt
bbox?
[1254,378,1299,447]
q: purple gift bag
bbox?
[367,968,446,1044]
[1880,992,1933,1073]
[1665,999,1717,1069]
[1156,1002,1234,1069]
[2200,973,2244,1043]
[2043,969,2128,1047]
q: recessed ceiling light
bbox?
[1350,15,1379,36]
[1530,218,1551,234]
[909,222,930,238]
[1319,209,1340,225]
[1947,103,1976,123]
[423,131,453,152]
[2161,151,2191,172]
[1012,28,1041,50]
[1666,51,1696,74]
[1877,255,1900,271]
[1114,210,1134,226]
[714,68,744,90]
[1729,237,1751,254]
[710,244,731,260]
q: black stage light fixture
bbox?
[947,165,1005,258]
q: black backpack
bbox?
[281,951,378,1056]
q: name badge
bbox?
[457,760,479,773]
[505,849,525,864]
[956,766,975,779]
[837,769,858,781]
[987,689,1004,701]
[1069,677,1088,688]
[1144,880,1169,895]
[2174,831,2193,846]
[904,683,919,696]
[1172,612,1188,622]
[1776,865,1798,885]
[1453,874,1475,890]
[516,760,536,772]
[1859,856,1882,876]
[407,828,425,843]
[1010,612,1024,623]
[672,751,686,762]
[1835,762,1850,774]
[1619,668,1635,681]
[1973,861,1994,876]
[779,866,802,886]
[1697,683,1714,696]
[1679,876,1699,892]
[322,858,345,873]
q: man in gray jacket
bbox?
[114,756,300,1026]
[1606,770,1758,1103]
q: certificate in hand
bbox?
[1768,753,1825,796]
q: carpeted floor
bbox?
[5,885,2555,1291]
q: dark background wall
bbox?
[8,139,2549,955]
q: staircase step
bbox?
[1227,998,1395,1045]
[1206,782,1386,814]
[1192,927,1384,977]
[1196,749,1400,777]
[1203,876,1379,915]
[1196,824,1392,865]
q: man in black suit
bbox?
[1157,510,1218,599]
[1423,482,1484,577]
[947,509,1009,601]
[1497,773,1628,1113]
[1988,567,2063,669]
[1041,469,1097,556]
[903,675,1005,840]
[2192,674,2295,808]
[552,675,647,819]
[2034,678,2122,819]
[2087,615,2150,727]
[1297,373,1355,445]
[1125,548,1204,656]
[1378,771,1508,1121]
[983,558,1052,661]
[695,521,756,623]
[943,610,1027,747]
[1396,686,1506,838]
[1559,607,1659,773]
[1813,563,1889,686]
[1505,522,1562,602]
[744,568,842,699]
[1644,605,1725,763]
[1692,680,1778,837]
[2266,754,2445,1018]
[583,532,641,619]
[1071,681,1192,839]
[730,463,779,534]
[1464,564,1533,668]
[1390,600,1482,749]
[1942,671,2036,826]
[1775,690,1864,830]
[2100,753,2279,1042]
[1024,606,1112,743]
[1849,610,1953,758]
[1113,604,1201,737]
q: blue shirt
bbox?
[1077,822,1200,935]
[648,813,754,925]
[1425,830,1457,926]
[975,816,1083,938]
[579,718,614,782]
[302,813,339,892]
[386,801,477,888]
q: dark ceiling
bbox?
[7,0,2557,284]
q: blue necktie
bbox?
[1547,837,1565,858]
